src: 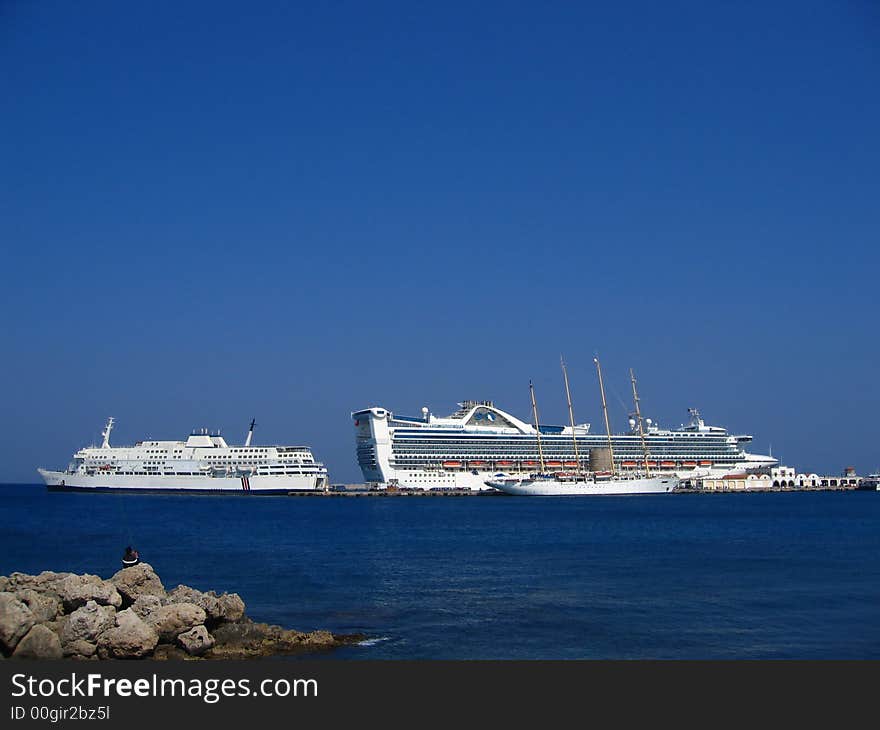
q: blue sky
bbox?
[2,1,878,482]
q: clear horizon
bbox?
[2,1,878,483]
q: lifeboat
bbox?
[621,461,638,468]
[546,461,563,468]
[682,461,697,468]
[660,461,676,468]
[563,461,578,468]
[442,461,462,468]
[645,461,658,468]
[496,460,514,467]
[699,460,713,466]
[522,460,538,468]
[469,460,487,467]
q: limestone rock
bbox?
[303,630,335,645]
[208,619,354,659]
[57,575,122,612]
[0,593,37,654]
[131,594,163,619]
[216,593,245,622]
[176,625,215,656]
[151,644,191,661]
[167,585,220,619]
[166,585,245,624]
[111,563,165,606]
[15,589,62,623]
[97,609,159,659]
[64,640,97,660]
[60,601,117,649]
[12,624,63,660]
[145,603,206,642]
[0,576,8,592]
[41,620,62,637]
[6,571,75,596]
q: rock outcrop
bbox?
[176,625,214,656]
[97,609,159,659]
[15,589,62,624]
[131,594,163,619]
[110,563,166,606]
[145,603,206,642]
[0,566,362,660]
[60,601,117,656]
[56,574,122,612]
[12,624,63,660]
[0,593,36,653]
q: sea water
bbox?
[1,485,878,659]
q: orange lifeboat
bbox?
[496,460,514,467]
[522,460,538,468]
[699,460,713,466]
[442,461,462,468]
[469,460,486,467]
[660,461,676,468]
[621,461,638,468]
[682,461,697,468]
[645,461,658,468]
[546,461,563,468]
[563,461,578,468]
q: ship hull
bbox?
[485,475,677,496]
[38,469,325,495]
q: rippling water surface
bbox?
[2,485,879,658]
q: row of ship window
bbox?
[392,438,732,445]
[89,470,310,476]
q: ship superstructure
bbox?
[38,418,329,494]
[352,402,776,491]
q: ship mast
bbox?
[560,356,581,476]
[593,357,615,475]
[244,418,256,448]
[529,380,546,473]
[629,368,650,477]
[101,417,114,449]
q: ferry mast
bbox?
[101,417,114,449]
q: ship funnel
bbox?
[244,418,256,447]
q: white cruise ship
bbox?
[38,418,329,494]
[352,402,776,491]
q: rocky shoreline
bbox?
[0,564,363,660]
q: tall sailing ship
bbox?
[38,418,329,494]
[352,372,776,491]
[485,359,678,495]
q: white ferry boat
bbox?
[38,418,329,494]
[858,474,880,491]
[352,403,776,491]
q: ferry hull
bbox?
[485,475,677,496]
[38,469,326,495]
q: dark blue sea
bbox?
[2,485,879,659]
